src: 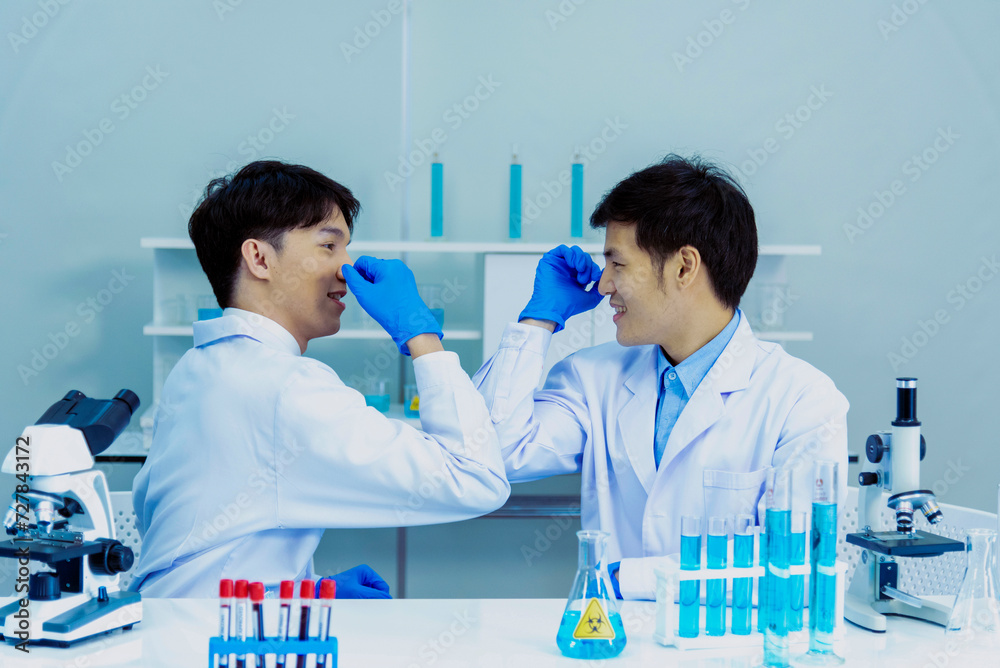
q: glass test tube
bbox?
[679,515,702,638]
[764,468,792,668]
[219,580,233,668]
[804,460,845,664]
[732,514,754,635]
[758,513,768,633]
[790,511,807,632]
[706,516,728,636]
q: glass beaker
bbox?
[945,528,1000,649]
[556,530,627,659]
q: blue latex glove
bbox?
[320,564,391,599]
[519,245,604,333]
[608,560,623,599]
[342,256,444,356]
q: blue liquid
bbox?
[732,532,754,635]
[757,527,768,632]
[431,162,443,237]
[556,609,627,659]
[509,163,522,239]
[571,163,584,238]
[810,502,839,652]
[679,533,701,638]
[764,509,791,667]
[706,533,727,636]
[789,529,806,632]
[364,394,390,413]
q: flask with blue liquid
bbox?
[556,530,627,659]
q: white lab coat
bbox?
[132,309,509,598]
[474,315,848,600]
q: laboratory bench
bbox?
[0,596,988,667]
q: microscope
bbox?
[845,377,965,632]
[0,390,142,647]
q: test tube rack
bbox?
[208,636,337,667]
[653,545,847,650]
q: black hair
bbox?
[188,160,361,307]
[590,154,757,310]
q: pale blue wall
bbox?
[1,1,998,598]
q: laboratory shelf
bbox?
[140,237,820,256]
[142,323,481,340]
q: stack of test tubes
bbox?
[653,462,848,659]
[210,578,338,668]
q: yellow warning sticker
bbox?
[572,598,615,640]
[409,395,420,411]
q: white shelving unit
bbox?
[136,237,821,449]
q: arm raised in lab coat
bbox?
[473,322,590,481]
[274,350,511,527]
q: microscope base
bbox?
[844,592,950,632]
[0,591,141,647]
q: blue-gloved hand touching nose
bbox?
[519,245,605,333]
[342,256,444,355]
[320,564,391,599]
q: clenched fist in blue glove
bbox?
[320,564,391,599]
[519,245,604,333]
[342,256,444,356]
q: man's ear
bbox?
[240,239,274,280]
[675,246,701,288]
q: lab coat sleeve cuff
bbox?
[411,350,467,389]
[616,557,660,601]
[499,322,552,356]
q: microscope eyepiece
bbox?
[893,377,920,427]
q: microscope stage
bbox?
[846,529,965,557]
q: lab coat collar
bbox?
[617,310,756,492]
[193,308,302,356]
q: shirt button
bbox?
[668,372,677,381]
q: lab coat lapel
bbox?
[657,317,756,474]
[617,347,658,495]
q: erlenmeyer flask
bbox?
[945,528,1000,649]
[556,530,627,659]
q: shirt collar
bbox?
[657,310,741,396]
[192,307,301,356]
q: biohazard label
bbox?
[572,598,615,640]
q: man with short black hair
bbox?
[133,160,510,598]
[475,155,847,600]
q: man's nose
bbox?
[336,252,353,282]
[598,271,613,296]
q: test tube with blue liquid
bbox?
[757,513,768,633]
[679,515,701,638]
[764,467,792,668]
[732,514,754,635]
[789,511,807,632]
[797,460,845,666]
[706,516,728,636]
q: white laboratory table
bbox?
[0,597,993,667]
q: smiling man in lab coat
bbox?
[132,161,510,598]
[475,155,848,600]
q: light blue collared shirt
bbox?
[653,311,741,468]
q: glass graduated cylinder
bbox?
[678,531,702,638]
[556,530,627,659]
[789,515,806,632]
[809,502,841,655]
[706,531,727,636]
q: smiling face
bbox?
[257,209,353,350]
[598,221,681,348]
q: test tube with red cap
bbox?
[276,580,294,668]
[316,579,336,668]
[219,580,234,668]
[296,580,315,668]
[234,580,249,668]
[250,583,266,668]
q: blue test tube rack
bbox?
[652,529,847,651]
[208,636,337,667]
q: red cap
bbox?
[235,579,249,599]
[319,579,336,600]
[280,580,295,599]
[250,582,265,603]
[299,579,315,599]
[220,579,234,598]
